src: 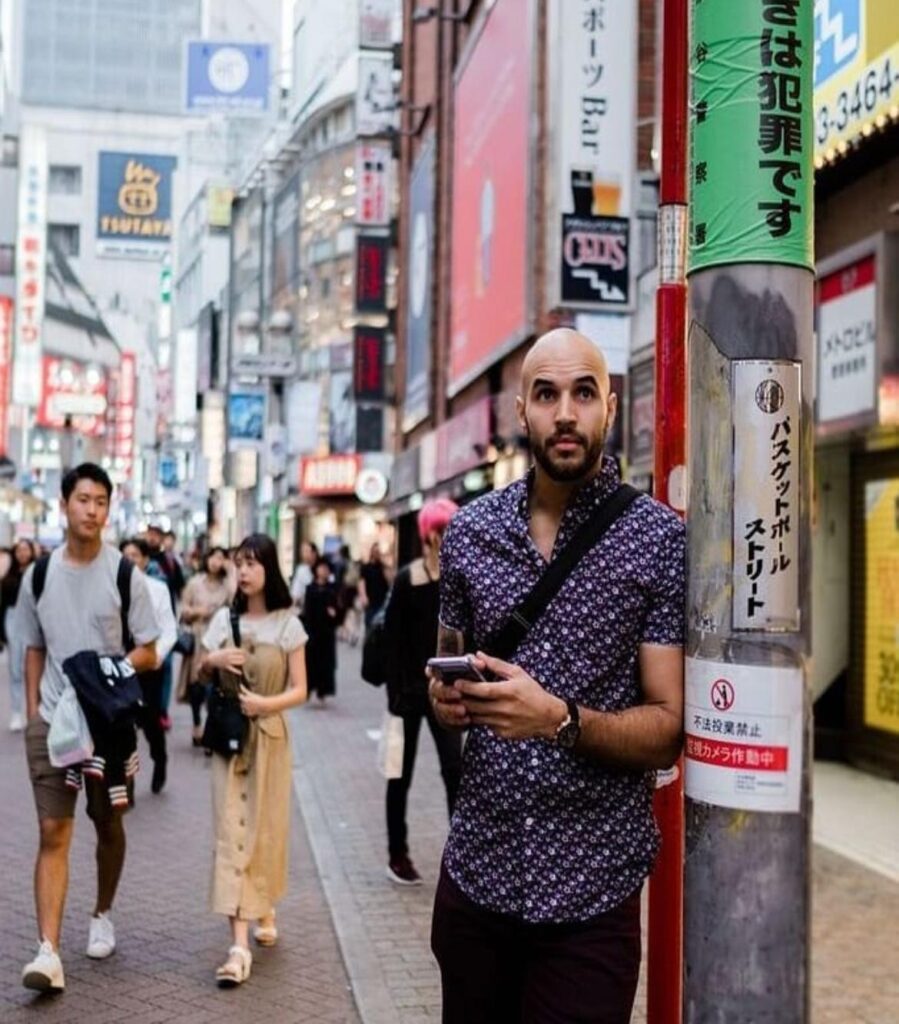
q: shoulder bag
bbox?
[201,607,248,758]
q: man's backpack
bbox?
[32,553,135,653]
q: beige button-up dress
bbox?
[204,608,306,920]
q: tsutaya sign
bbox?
[733,361,801,631]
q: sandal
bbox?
[253,912,277,947]
[215,945,252,988]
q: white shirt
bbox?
[145,573,177,667]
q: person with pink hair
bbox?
[382,498,463,886]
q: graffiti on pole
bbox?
[688,0,814,273]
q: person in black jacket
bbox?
[383,499,463,886]
[301,559,339,702]
[1,539,37,731]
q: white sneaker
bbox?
[86,913,116,959]
[9,712,25,732]
[22,939,65,992]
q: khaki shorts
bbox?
[25,716,129,823]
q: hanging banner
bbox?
[286,379,323,456]
[404,135,435,431]
[227,389,266,450]
[329,370,356,454]
[111,352,137,483]
[271,173,300,302]
[353,326,386,402]
[356,405,385,453]
[356,142,391,227]
[688,0,814,273]
[185,41,270,115]
[547,0,637,309]
[814,0,899,160]
[864,479,899,736]
[13,124,47,407]
[0,297,12,454]
[360,0,395,49]
[685,657,803,813]
[356,234,389,312]
[356,52,396,135]
[733,360,801,632]
[96,151,177,259]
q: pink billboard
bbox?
[449,0,533,395]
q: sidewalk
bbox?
[293,642,899,1024]
[0,657,359,1024]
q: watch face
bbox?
[557,721,579,749]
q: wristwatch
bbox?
[554,699,581,749]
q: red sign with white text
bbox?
[37,356,107,437]
[111,352,137,484]
[300,455,362,496]
[0,297,12,454]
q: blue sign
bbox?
[186,42,270,114]
[97,151,176,248]
[814,0,861,88]
[228,390,266,446]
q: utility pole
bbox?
[684,3,814,1023]
[647,0,688,1021]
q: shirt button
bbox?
[530,758,539,767]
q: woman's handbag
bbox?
[174,629,195,656]
[201,607,247,758]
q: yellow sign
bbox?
[207,184,234,229]
[814,0,899,163]
[864,478,899,735]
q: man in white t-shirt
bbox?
[17,465,160,994]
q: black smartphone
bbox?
[427,655,488,684]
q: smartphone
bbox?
[427,655,488,684]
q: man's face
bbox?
[518,366,616,483]
[62,479,110,542]
[146,529,162,551]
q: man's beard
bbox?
[529,424,607,482]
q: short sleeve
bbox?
[438,517,473,638]
[16,564,45,650]
[641,519,686,647]
[202,606,231,651]
[127,565,161,647]
[279,612,307,652]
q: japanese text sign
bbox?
[14,124,47,407]
[864,479,899,736]
[356,142,391,227]
[353,327,386,402]
[689,0,814,272]
[733,360,801,631]
[355,234,389,313]
[0,297,12,453]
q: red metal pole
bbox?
[647,0,688,1022]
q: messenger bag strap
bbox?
[116,556,135,653]
[229,605,241,647]
[487,484,641,663]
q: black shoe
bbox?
[386,855,423,886]
[151,758,167,794]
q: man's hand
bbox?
[455,652,566,741]
[427,668,472,730]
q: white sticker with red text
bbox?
[684,657,803,814]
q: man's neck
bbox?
[64,535,103,564]
[529,460,603,522]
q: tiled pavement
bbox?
[0,655,358,1024]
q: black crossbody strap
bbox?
[229,605,241,647]
[488,484,641,662]
[117,556,134,652]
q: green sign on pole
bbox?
[688,0,814,274]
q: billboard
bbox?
[97,151,177,258]
[13,124,47,407]
[547,0,637,309]
[404,135,435,431]
[814,0,899,160]
[449,0,534,395]
[271,173,300,301]
[186,41,270,114]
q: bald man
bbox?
[428,329,685,1023]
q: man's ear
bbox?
[515,394,527,433]
[606,392,618,433]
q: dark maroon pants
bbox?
[431,867,641,1024]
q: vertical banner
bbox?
[112,352,137,486]
[271,173,300,301]
[356,142,392,226]
[689,0,814,273]
[356,234,389,312]
[733,361,801,631]
[404,135,435,430]
[286,379,323,456]
[13,124,47,407]
[360,0,395,49]
[174,328,198,425]
[864,479,899,736]
[329,371,356,454]
[450,0,534,395]
[548,0,637,309]
[356,52,396,135]
[353,326,386,401]
[0,297,12,454]
[356,405,384,453]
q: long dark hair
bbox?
[232,533,292,613]
[202,546,229,578]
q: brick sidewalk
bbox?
[0,656,359,1024]
[294,642,899,1024]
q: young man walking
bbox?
[19,464,160,993]
[429,330,686,1023]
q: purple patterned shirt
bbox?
[438,456,685,923]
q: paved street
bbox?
[1,644,898,1023]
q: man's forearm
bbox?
[573,703,683,770]
[126,643,158,675]
[25,647,45,719]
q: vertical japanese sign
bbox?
[360,0,395,49]
[548,0,637,308]
[355,234,389,312]
[689,0,814,273]
[864,479,899,736]
[733,361,801,631]
[404,135,435,431]
[356,52,396,135]
[355,142,391,226]
[685,658,803,813]
[0,297,12,454]
[13,124,47,407]
[112,352,137,485]
[353,326,385,402]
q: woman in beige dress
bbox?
[200,533,308,987]
[178,546,234,745]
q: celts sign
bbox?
[97,151,177,258]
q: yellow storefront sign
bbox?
[814,0,899,163]
[864,478,899,735]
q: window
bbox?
[48,224,80,257]
[0,244,14,276]
[48,165,82,195]
[2,135,18,167]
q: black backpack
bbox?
[32,552,135,653]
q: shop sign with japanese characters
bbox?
[685,657,803,813]
[733,360,801,631]
[355,142,391,227]
[13,124,47,408]
[356,52,396,136]
[547,0,637,309]
[0,297,12,454]
[689,0,814,273]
